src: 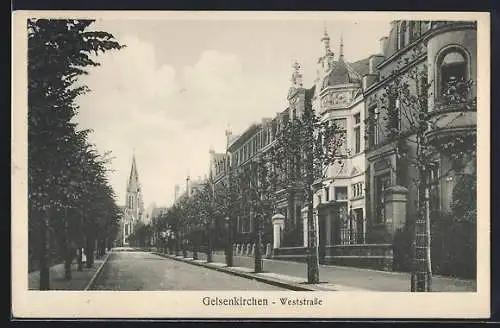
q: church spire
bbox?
[128,152,140,192]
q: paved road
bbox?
[90,250,284,290]
[209,254,476,292]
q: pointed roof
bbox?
[321,60,361,89]
[128,154,141,192]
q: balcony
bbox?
[426,80,477,144]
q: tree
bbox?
[28,19,123,289]
[370,44,477,291]
[273,90,346,284]
[244,154,275,273]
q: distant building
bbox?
[174,175,206,205]
[121,153,146,245]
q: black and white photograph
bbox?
[12,11,490,318]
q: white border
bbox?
[11,11,490,319]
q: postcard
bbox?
[12,10,490,319]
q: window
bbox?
[354,113,361,125]
[351,182,364,199]
[240,215,251,233]
[335,187,348,201]
[324,187,330,202]
[353,113,361,154]
[368,105,379,147]
[388,96,401,136]
[374,173,391,224]
[428,163,440,212]
[354,127,361,153]
[439,50,467,98]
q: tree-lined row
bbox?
[28,19,124,289]
[151,93,347,281]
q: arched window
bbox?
[438,49,468,98]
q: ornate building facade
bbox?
[204,21,476,274]
[361,20,477,273]
[310,30,368,258]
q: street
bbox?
[90,250,284,290]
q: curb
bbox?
[84,252,111,291]
[152,252,317,291]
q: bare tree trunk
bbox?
[39,212,50,290]
[63,218,72,280]
[175,232,181,256]
[227,218,234,267]
[307,188,319,284]
[254,213,263,273]
[411,165,432,292]
[206,223,213,263]
[86,235,95,268]
[193,232,199,260]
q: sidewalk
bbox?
[28,256,107,291]
[157,250,476,292]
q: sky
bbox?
[74,15,393,208]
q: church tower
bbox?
[122,152,145,245]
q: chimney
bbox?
[379,36,388,56]
[174,184,180,202]
[225,129,232,148]
[362,74,378,91]
[369,54,384,74]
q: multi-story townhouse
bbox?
[308,30,369,263]
[361,20,477,272]
[207,21,476,275]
